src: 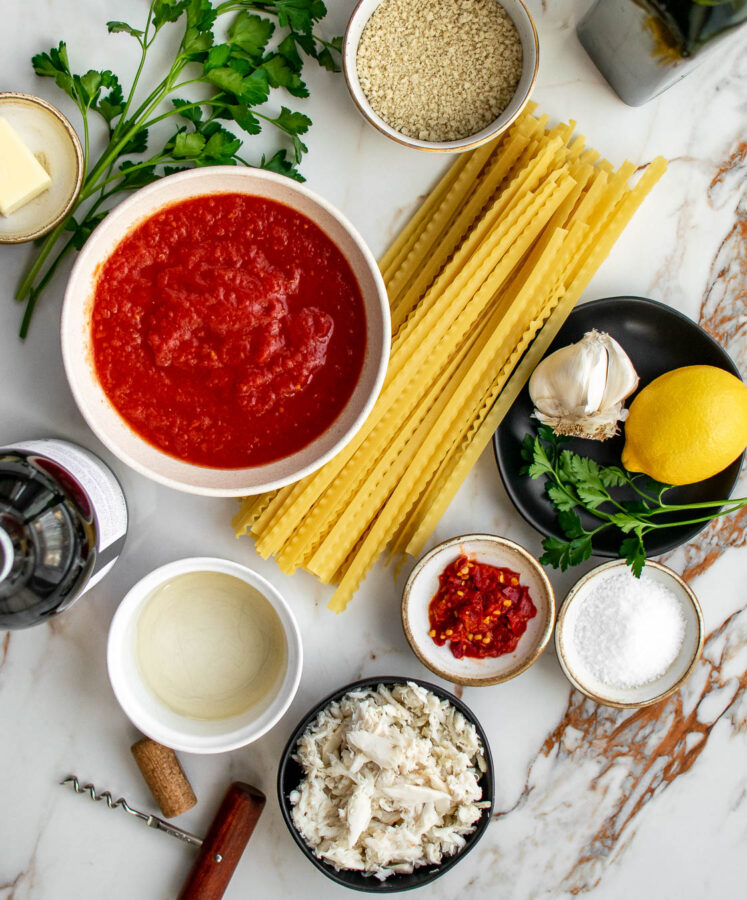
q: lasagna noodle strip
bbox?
[389,127,536,334]
[384,140,498,303]
[379,152,471,280]
[233,114,667,614]
[403,162,666,558]
[326,227,570,605]
[284,328,478,576]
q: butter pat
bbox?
[0,116,52,216]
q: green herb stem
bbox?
[19,234,78,338]
[15,0,341,335]
[523,424,747,575]
[15,220,71,301]
[645,497,747,515]
[113,6,155,138]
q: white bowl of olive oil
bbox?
[108,557,302,754]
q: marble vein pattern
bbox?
[1,1,746,899]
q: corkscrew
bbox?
[61,776,203,847]
[60,773,266,899]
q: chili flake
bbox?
[427,555,537,659]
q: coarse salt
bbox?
[570,569,686,689]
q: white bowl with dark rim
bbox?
[401,534,555,686]
[61,167,390,496]
[343,0,539,152]
[555,559,704,709]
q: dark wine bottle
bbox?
[0,439,128,630]
[578,0,747,106]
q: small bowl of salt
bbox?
[555,560,704,708]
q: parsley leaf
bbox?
[259,148,304,181]
[172,97,203,123]
[32,42,75,95]
[262,55,309,98]
[229,11,274,57]
[557,509,585,539]
[599,465,629,488]
[540,534,593,571]
[17,0,342,335]
[620,535,646,578]
[107,21,144,38]
[575,482,609,509]
[546,483,578,512]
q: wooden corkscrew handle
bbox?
[177,782,266,900]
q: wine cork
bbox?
[131,737,197,818]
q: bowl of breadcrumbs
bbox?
[343,0,539,152]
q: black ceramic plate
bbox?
[277,676,495,893]
[494,296,744,558]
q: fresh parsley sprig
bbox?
[15,0,341,337]
[521,424,747,576]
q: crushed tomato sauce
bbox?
[91,193,366,468]
[428,555,537,659]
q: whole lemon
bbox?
[622,365,747,485]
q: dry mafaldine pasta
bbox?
[289,682,488,879]
[356,0,523,142]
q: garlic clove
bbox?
[528,330,639,441]
[529,335,605,414]
[600,334,639,410]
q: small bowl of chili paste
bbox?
[402,534,555,686]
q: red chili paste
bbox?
[91,193,366,468]
[428,555,537,659]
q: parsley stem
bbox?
[14,220,70,303]
[92,156,168,190]
[141,95,222,129]
[646,504,747,529]
[113,3,155,141]
[625,477,664,505]
[19,234,77,339]
[646,497,747,515]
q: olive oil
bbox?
[136,571,287,720]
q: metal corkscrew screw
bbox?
[60,774,266,900]
[61,776,203,847]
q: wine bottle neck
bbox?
[0,526,13,582]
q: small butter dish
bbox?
[555,559,704,709]
[0,92,83,244]
[401,534,555,686]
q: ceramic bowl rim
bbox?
[106,556,303,753]
[342,0,540,152]
[401,533,556,686]
[0,91,84,244]
[61,165,390,496]
[554,558,705,709]
[276,675,495,892]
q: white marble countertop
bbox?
[1,2,745,898]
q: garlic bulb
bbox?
[529,330,639,440]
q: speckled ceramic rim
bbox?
[401,534,556,686]
[276,676,495,892]
[0,91,84,244]
[554,559,705,709]
[342,0,540,153]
